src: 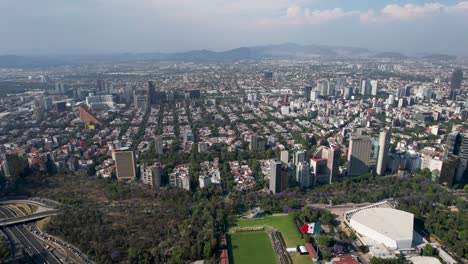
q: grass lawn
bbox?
[228,214,304,247]
[229,231,277,264]
[290,252,314,264]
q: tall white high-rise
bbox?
[376,130,391,175]
[371,80,379,96]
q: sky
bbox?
[0,0,467,55]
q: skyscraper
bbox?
[311,146,340,184]
[134,91,148,109]
[449,69,463,101]
[250,134,258,151]
[460,133,468,161]
[113,149,137,181]
[33,98,44,122]
[347,135,372,176]
[293,150,306,166]
[269,161,282,194]
[318,80,328,96]
[344,87,353,99]
[310,90,319,101]
[446,132,462,157]
[296,161,312,188]
[97,79,106,91]
[376,130,391,175]
[148,81,157,105]
[141,163,162,189]
[370,80,379,96]
[323,147,340,183]
[361,79,368,95]
[304,86,312,102]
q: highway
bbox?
[0,210,60,227]
[0,206,61,264]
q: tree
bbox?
[203,242,212,258]
[422,244,435,256]
[318,236,333,247]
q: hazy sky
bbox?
[1,0,467,55]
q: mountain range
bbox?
[0,43,458,67]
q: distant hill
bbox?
[0,43,460,66]
[421,54,457,61]
[0,55,66,67]
[372,52,408,60]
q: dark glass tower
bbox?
[449,69,463,100]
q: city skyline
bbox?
[0,0,468,55]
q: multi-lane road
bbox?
[0,206,61,264]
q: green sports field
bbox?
[228,214,303,247]
[228,231,277,264]
[228,214,314,264]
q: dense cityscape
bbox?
[0,52,466,264]
[1,1,468,264]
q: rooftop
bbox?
[350,207,414,242]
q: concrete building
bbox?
[198,142,208,153]
[269,161,283,194]
[141,163,162,189]
[312,146,340,184]
[250,134,258,151]
[310,90,319,101]
[296,161,312,188]
[449,69,463,100]
[155,136,164,155]
[199,175,211,189]
[134,91,148,109]
[148,81,157,104]
[304,86,312,102]
[169,164,190,191]
[280,150,289,164]
[112,149,136,181]
[371,80,379,96]
[376,130,391,175]
[85,94,114,110]
[293,150,306,166]
[323,147,340,184]
[310,157,328,185]
[347,207,414,249]
[348,135,372,176]
[344,87,353,99]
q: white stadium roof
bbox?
[350,207,414,249]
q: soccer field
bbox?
[229,214,303,247]
[229,231,277,264]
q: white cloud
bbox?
[271,1,468,26]
[381,3,445,20]
[302,8,356,24]
[0,0,467,54]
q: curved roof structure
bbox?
[350,207,414,249]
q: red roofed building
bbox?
[305,243,318,260]
[220,233,227,248]
[220,249,229,264]
[331,255,359,264]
